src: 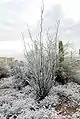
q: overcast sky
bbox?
[0,0,80,59]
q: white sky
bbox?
[0,0,80,59]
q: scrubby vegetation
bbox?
[0,3,80,119]
[0,63,10,79]
[0,39,80,118]
[8,61,29,90]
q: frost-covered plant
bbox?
[9,61,24,77]
[55,61,74,84]
[21,3,60,100]
[9,61,29,89]
[55,41,76,84]
[23,39,55,100]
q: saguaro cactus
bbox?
[79,49,80,55]
[59,41,64,64]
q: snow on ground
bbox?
[0,77,80,119]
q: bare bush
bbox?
[23,39,55,100]
[21,3,60,100]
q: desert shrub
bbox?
[22,26,58,100]
[0,63,10,79]
[55,60,75,84]
[9,61,24,77]
[55,67,67,85]
[9,61,29,89]
[24,40,55,100]
[21,5,60,100]
[20,6,62,100]
[70,59,80,84]
[55,41,76,84]
[62,58,80,85]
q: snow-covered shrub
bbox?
[21,6,60,100]
[55,61,73,84]
[70,59,80,84]
[9,61,29,89]
[9,61,24,77]
[22,25,59,100]
[55,41,76,85]
[0,62,10,79]
[60,58,80,85]
[55,57,78,85]
[24,39,55,100]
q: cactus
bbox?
[79,49,80,55]
[55,41,65,84]
[59,41,64,64]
